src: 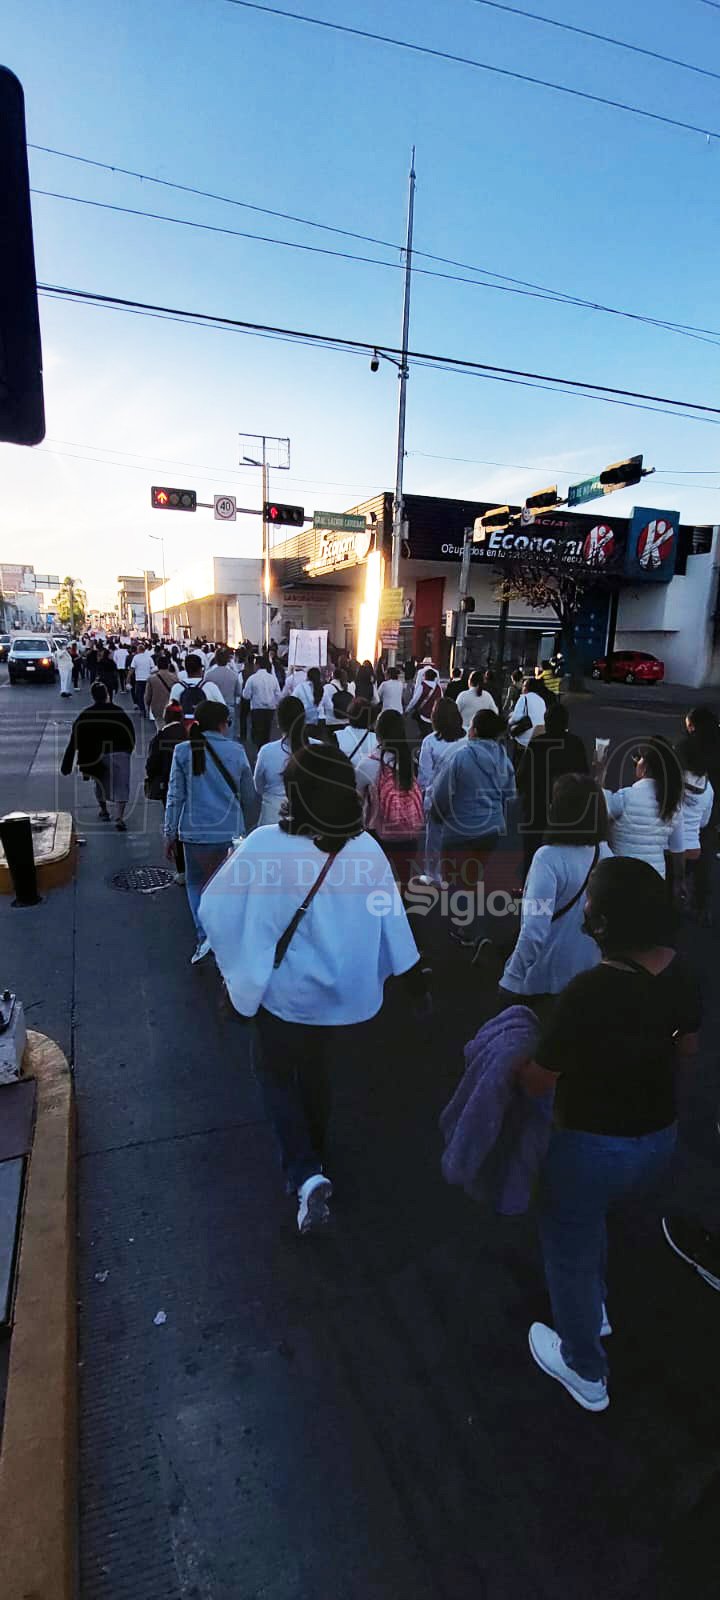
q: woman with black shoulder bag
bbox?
[199,741,427,1233]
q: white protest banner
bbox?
[288,628,328,669]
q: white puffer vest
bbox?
[605,778,682,879]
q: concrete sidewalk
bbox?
[1,687,719,1599]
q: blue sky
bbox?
[3,0,720,606]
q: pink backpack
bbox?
[375,758,424,840]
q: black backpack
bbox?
[332,688,353,720]
[180,683,206,721]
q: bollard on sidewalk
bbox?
[0,813,43,907]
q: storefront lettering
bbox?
[306,528,372,574]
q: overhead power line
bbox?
[29,180,720,350]
[467,0,720,84]
[36,281,720,425]
[220,0,720,142]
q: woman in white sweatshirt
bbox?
[603,736,684,881]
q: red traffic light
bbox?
[263,501,304,528]
[151,486,197,511]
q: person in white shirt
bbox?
[407,667,444,735]
[336,700,378,768]
[253,695,306,825]
[294,667,325,727]
[283,666,308,696]
[602,736,685,881]
[321,669,354,731]
[417,697,465,882]
[413,656,436,692]
[113,644,129,692]
[455,670,499,733]
[507,677,547,751]
[168,652,225,726]
[129,643,153,717]
[242,652,281,748]
[676,734,714,922]
[200,740,425,1233]
[377,666,405,715]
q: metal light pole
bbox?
[388,149,416,666]
[149,534,167,636]
[239,433,290,653]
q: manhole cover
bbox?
[110,866,176,894]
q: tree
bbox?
[55,575,87,633]
[493,548,612,687]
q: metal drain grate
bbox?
[109,866,176,894]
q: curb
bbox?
[0,1031,77,1600]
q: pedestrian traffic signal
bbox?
[0,69,45,445]
[599,455,643,491]
[525,485,559,513]
[151,486,197,511]
[264,502,305,527]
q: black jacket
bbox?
[145,722,187,800]
[61,704,136,776]
[516,732,588,834]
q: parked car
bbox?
[7,637,58,683]
[591,650,664,685]
[0,635,12,663]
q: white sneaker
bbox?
[174,871,186,885]
[601,1304,612,1338]
[190,938,211,965]
[529,1323,609,1412]
[296,1174,332,1234]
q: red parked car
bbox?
[592,651,664,685]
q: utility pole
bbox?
[262,441,270,653]
[239,433,290,653]
[388,149,416,666]
[150,534,167,636]
[68,578,74,638]
[451,526,473,673]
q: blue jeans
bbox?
[538,1124,677,1382]
[183,842,231,940]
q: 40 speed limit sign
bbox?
[213,494,237,521]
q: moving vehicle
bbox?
[591,650,664,685]
[0,635,12,663]
[7,636,58,683]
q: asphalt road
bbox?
[1,671,718,1600]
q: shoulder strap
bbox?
[551,845,600,923]
[273,851,339,968]
[203,737,242,802]
[352,727,371,754]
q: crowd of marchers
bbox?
[58,634,720,1416]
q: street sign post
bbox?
[569,457,648,508]
[213,494,237,521]
[313,511,366,533]
[568,476,604,508]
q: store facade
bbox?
[270,491,720,685]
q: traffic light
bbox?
[460,595,475,613]
[151,486,197,511]
[474,506,511,540]
[599,455,643,491]
[264,502,305,527]
[0,68,44,445]
[525,485,558,513]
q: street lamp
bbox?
[149,533,167,637]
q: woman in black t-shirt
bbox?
[519,856,701,1413]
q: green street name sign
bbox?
[568,475,603,508]
[313,510,367,532]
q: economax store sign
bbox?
[443,507,680,584]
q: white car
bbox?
[7,637,58,684]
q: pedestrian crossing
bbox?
[0,704,76,779]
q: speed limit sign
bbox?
[214,494,237,521]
